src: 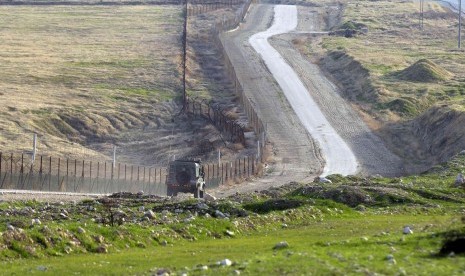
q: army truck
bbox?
[165,160,205,198]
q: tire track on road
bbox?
[249,5,358,176]
[211,4,323,197]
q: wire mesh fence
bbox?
[0,152,260,195]
[0,153,167,195]
[187,0,245,16]
[185,97,246,145]
[0,0,266,196]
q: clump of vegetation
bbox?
[385,97,418,115]
[395,59,452,83]
[438,215,465,256]
[243,198,305,214]
[330,21,368,38]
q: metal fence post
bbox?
[49,156,51,191]
[58,158,61,191]
[97,162,100,193]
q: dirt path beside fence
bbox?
[211,3,404,197]
[211,4,323,197]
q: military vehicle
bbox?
[165,160,205,198]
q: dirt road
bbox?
[249,5,358,176]
[211,3,404,197]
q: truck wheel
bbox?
[194,187,203,199]
[167,186,177,197]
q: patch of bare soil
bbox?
[319,51,379,103]
[380,104,465,173]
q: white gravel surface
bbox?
[249,5,358,176]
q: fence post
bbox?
[90,161,92,192]
[66,159,69,192]
[155,168,157,185]
[231,161,234,180]
[58,158,61,191]
[225,162,228,181]
[104,162,108,193]
[32,133,37,164]
[149,168,152,192]
[110,160,116,191]
[74,159,77,192]
[97,162,100,193]
[49,156,52,191]
[81,160,85,192]
[113,146,116,168]
[238,158,241,177]
[21,154,24,174]
[221,163,224,184]
[247,156,250,177]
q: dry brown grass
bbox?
[295,0,465,171]
[0,5,182,159]
[318,0,465,118]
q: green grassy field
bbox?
[1,152,465,275]
[0,206,462,275]
[2,215,461,275]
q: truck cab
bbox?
[165,160,205,198]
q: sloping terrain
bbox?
[215,1,404,200]
[394,59,452,83]
[308,0,465,173]
[1,152,465,274]
[0,3,256,167]
[0,5,183,162]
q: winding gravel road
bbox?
[249,5,358,176]
[212,3,404,197]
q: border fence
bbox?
[0,152,261,194]
[187,0,244,16]
[185,97,246,145]
[0,152,167,195]
[0,0,268,196]
[185,0,266,145]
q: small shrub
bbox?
[243,199,304,214]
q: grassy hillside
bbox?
[295,0,465,172]
[318,0,465,119]
[0,6,182,160]
[1,153,465,274]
